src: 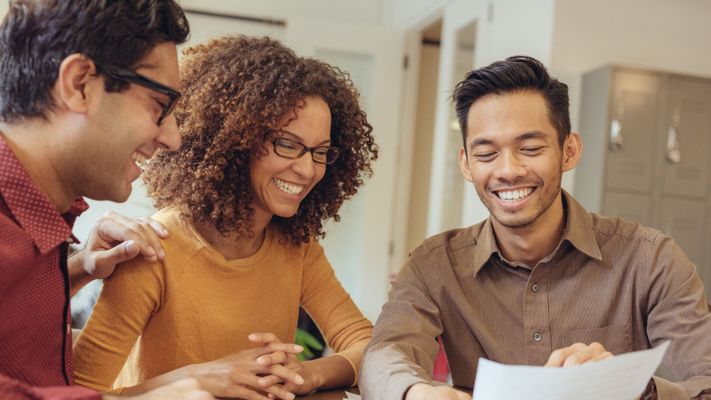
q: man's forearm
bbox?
[359,343,432,400]
[1,373,101,399]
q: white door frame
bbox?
[286,18,405,322]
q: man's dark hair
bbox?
[452,55,570,148]
[0,0,190,123]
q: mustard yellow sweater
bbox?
[72,207,373,392]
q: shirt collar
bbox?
[471,189,602,278]
[471,218,499,277]
[0,136,88,254]
[559,190,603,262]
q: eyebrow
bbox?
[468,131,549,151]
[133,61,159,70]
[279,129,331,146]
[517,131,549,141]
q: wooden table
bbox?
[297,387,359,399]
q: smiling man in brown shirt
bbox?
[360,56,711,400]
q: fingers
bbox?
[546,342,585,367]
[260,380,296,400]
[592,350,614,361]
[249,332,282,344]
[562,342,607,367]
[258,375,282,388]
[546,342,613,367]
[143,217,169,239]
[227,374,293,400]
[96,211,165,262]
[253,342,303,358]
[85,240,141,278]
[267,364,304,386]
[257,350,288,366]
[227,385,271,400]
[248,333,303,359]
[102,240,140,262]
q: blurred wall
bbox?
[392,0,711,226]
[179,0,395,27]
[551,0,711,200]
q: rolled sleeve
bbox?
[359,257,443,400]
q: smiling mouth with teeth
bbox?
[273,178,305,196]
[495,187,534,201]
[132,152,149,171]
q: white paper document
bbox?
[341,391,361,400]
[472,341,669,400]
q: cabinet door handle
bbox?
[609,119,623,152]
[666,126,681,163]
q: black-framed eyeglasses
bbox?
[270,136,340,165]
[98,64,181,126]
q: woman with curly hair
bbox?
[72,35,377,400]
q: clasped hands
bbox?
[406,342,615,400]
[183,332,318,400]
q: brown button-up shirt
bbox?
[360,191,711,400]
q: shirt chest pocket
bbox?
[556,324,633,356]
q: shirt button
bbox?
[531,283,540,293]
[67,323,71,335]
[533,332,543,342]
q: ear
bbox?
[459,147,473,182]
[54,54,100,114]
[561,132,582,172]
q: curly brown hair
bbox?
[143,35,377,244]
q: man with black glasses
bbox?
[0,1,213,399]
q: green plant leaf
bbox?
[295,328,324,361]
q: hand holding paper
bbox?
[545,341,615,367]
[472,341,669,400]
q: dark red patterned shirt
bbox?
[0,136,99,400]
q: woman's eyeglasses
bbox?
[270,136,340,165]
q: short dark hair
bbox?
[452,55,570,148]
[0,0,190,123]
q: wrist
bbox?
[303,359,325,390]
[67,249,94,296]
[68,247,87,272]
[180,363,201,381]
[405,383,433,400]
